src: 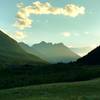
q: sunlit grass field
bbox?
[0,78,100,100]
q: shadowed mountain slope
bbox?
[0,30,47,67]
[77,46,100,65]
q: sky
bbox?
[0,0,100,49]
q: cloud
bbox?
[31,1,85,16]
[62,32,71,37]
[15,18,32,30]
[15,31,26,39]
[15,1,85,30]
[64,4,85,17]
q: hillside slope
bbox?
[77,46,100,65]
[0,30,47,67]
[19,42,46,61]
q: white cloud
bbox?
[15,18,32,30]
[63,4,85,17]
[14,31,26,39]
[15,1,85,30]
[62,32,71,37]
[31,1,85,16]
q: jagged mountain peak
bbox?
[20,41,80,63]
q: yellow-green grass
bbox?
[0,78,100,100]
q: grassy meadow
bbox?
[0,78,100,100]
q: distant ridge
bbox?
[19,41,80,63]
[19,42,46,60]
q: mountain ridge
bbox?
[19,41,80,63]
[0,30,47,67]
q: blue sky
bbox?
[0,0,100,48]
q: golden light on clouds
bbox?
[15,18,32,30]
[15,31,26,39]
[15,1,85,30]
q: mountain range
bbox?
[19,41,80,63]
[1,29,99,66]
[0,30,47,67]
[1,29,100,89]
